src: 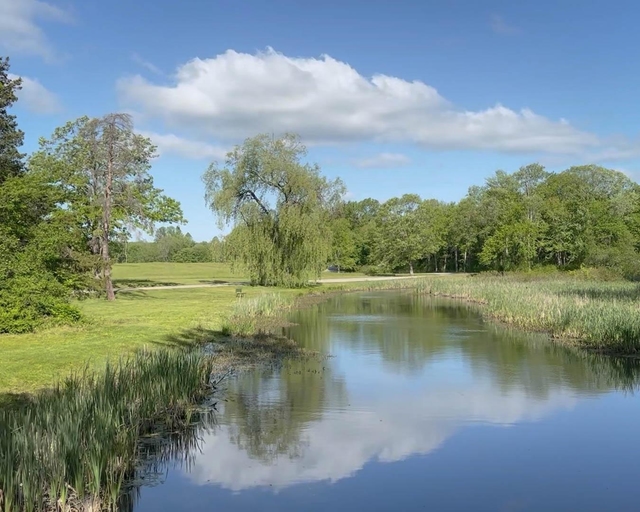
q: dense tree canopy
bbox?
[0,58,87,332]
[333,164,640,278]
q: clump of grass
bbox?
[416,274,640,354]
[222,293,295,336]
[0,349,217,512]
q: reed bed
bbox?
[415,274,640,353]
[0,349,217,512]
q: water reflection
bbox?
[134,292,640,511]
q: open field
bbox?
[112,262,246,287]
[112,262,375,288]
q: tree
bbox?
[154,226,194,262]
[373,194,423,274]
[0,58,89,332]
[33,113,183,300]
[0,57,24,184]
[330,217,358,272]
[203,133,344,287]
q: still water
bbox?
[134,291,640,512]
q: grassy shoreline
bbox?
[414,273,640,355]
[2,269,639,396]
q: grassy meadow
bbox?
[112,261,246,287]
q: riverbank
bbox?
[3,269,639,396]
[0,275,423,395]
[415,272,640,355]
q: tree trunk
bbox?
[455,247,459,273]
[103,153,115,301]
[443,252,448,273]
[409,261,414,275]
[463,250,468,272]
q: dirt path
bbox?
[116,274,451,292]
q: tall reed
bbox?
[416,274,640,353]
[0,349,217,512]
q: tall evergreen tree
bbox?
[0,57,24,184]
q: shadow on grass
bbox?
[113,290,162,300]
[0,391,35,412]
[198,279,231,285]
[114,279,180,288]
[154,326,313,369]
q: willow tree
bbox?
[203,133,344,287]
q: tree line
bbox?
[211,136,640,284]
[327,163,640,277]
[112,228,226,264]
[2,55,640,333]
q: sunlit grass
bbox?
[0,286,296,395]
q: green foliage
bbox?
[329,162,640,277]
[173,243,213,263]
[329,217,359,271]
[32,113,184,300]
[203,133,344,287]
[0,349,217,511]
[0,59,88,333]
[0,57,24,184]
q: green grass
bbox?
[111,261,403,287]
[416,273,640,354]
[112,262,246,287]
[0,286,299,395]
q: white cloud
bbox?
[9,73,61,114]
[187,386,576,491]
[353,152,411,169]
[490,14,520,35]
[0,0,72,60]
[131,53,163,76]
[140,130,227,160]
[117,48,601,155]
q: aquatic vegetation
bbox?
[416,274,640,353]
[0,349,217,512]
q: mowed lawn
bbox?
[112,262,373,287]
[0,285,296,395]
[1,262,411,395]
[112,262,247,286]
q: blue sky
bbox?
[3,0,639,241]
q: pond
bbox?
[132,291,640,512]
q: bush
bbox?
[0,273,81,333]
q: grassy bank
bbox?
[0,266,427,395]
[416,273,640,354]
[0,349,217,512]
[0,286,302,395]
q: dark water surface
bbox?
[133,292,640,512]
